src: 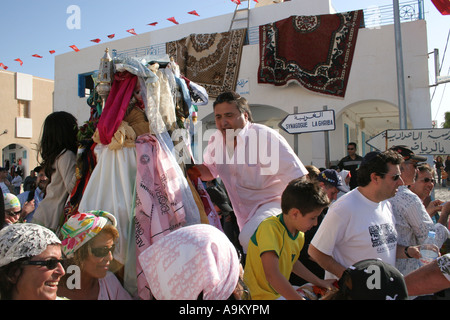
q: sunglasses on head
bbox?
[22,259,64,270]
[90,245,115,258]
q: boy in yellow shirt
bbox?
[244,177,336,300]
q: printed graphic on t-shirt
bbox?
[369,223,397,253]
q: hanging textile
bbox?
[166,29,247,97]
[78,121,137,265]
[135,133,201,300]
[258,10,364,98]
[96,71,138,145]
[432,0,450,15]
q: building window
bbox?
[344,123,349,146]
[78,72,95,98]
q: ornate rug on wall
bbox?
[166,29,247,98]
[258,10,364,98]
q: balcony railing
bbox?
[114,0,424,58]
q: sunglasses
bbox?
[22,259,64,270]
[380,173,401,181]
[6,210,21,217]
[419,178,435,183]
[90,245,115,258]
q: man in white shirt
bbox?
[196,91,308,252]
[309,150,420,280]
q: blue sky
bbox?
[0,0,448,125]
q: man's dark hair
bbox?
[281,177,330,215]
[213,91,254,122]
[357,150,403,187]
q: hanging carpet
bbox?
[166,28,247,98]
[258,10,364,98]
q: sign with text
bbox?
[366,128,450,155]
[279,110,335,134]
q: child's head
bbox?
[281,177,330,232]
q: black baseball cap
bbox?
[338,259,408,300]
[390,145,427,162]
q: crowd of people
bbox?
[0,91,449,301]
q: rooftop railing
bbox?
[114,0,424,58]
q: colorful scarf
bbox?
[96,71,138,145]
[60,210,117,258]
[3,193,20,211]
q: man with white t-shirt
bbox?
[308,150,421,280]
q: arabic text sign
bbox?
[366,129,450,155]
[279,110,335,134]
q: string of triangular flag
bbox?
[1,0,261,70]
[0,6,219,70]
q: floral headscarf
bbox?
[3,193,20,211]
[60,210,117,258]
[0,223,61,267]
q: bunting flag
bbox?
[90,38,101,43]
[0,63,7,70]
[32,54,43,58]
[188,10,200,16]
[107,34,115,39]
[14,58,23,66]
[231,0,241,4]
[432,0,450,15]
[127,28,138,35]
[49,50,56,54]
[69,45,80,52]
[167,17,179,24]
[148,22,158,26]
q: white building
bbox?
[54,0,432,168]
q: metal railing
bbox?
[114,0,424,57]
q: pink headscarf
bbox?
[138,224,240,300]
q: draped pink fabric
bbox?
[134,134,187,300]
[97,71,137,145]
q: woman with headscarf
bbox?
[337,170,351,199]
[57,210,132,300]
[0,223,65,300]
[138,224,247,300]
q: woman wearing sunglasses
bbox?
[58,210,131,300]
[0,223,65,300]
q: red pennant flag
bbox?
[231,0,241,4]
[49,50,56,54]
[148,22,158,26]
[188,10,200,16]
[107,34,115,39]
[90,38,101,43]
[167,17,179,25]
[0,63,7,70]
[32,54,43,58]
[69,45,80,52]
[253,0,259,2]
[14,58,23,66]
[432,0,450,15]
[126,28,138,35]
